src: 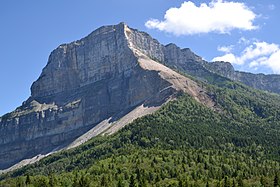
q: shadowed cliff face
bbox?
[31,24,136,102]
[1,22,280,170]
[0,23,213,170]
[206,61,280,94]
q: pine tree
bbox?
[79,174,90,187]
[274,174,279,187]
[136,168,141,182]
[117,179,124,187]
[48,173,57,187]
[15,177,25,187]
[224,176,230,187]
[237,177,244,187]
[73,173,80,187]
[232,178,236,187]
[179,178,184,187]
[25,174,31,185]
[101,175,109,187]
[260,176,266,186]
[129,174,137,187]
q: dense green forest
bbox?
[1,77,280,186]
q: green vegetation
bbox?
[1,77,280,186]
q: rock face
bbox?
[125,27,280,94]
[0,23,213,170]
[206,61,280,94]
[1,22,280,170]
[128,28,280,94]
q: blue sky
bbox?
[1,0,279,116]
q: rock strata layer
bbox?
[1,22,280,170]
[206,61,280,94]
[0,23,212,170]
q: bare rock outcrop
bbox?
[207,61,280,94]
[2,22,279,170]
[0,23,213,170]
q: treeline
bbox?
[2,149,280,186]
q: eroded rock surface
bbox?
[207,61,280,94]
[1,22,279,170]
[0,23,213,170]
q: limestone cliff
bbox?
[1,22,280,170]
[127,28,280,94]
[125,26,280,94]
[206,61,280,94]
[0,23,213,170]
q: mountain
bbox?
[1,82,280,186]
[0,23,214,170]
[206,61,280,94]
[0,22,280,173]
[0,22,280,186]
[110,24,280,94]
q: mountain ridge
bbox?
[0,22,213,170]
[122,22,280,95]
[1,22,280,172]
[1,87,280,186]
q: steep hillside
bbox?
[122,24,280,94]
[1,22,280,176]
[0,23,213,170]
[206,61,280,94]
[1,77,280,186]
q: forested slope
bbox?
[1,79,280,187]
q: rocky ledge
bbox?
[0,23,214,170]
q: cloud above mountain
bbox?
[145,0,257,35]
[213,40,280,74]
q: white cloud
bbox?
[145,0,257,35]
[217,45,234,53]
[213,53,237,63]
[266,50,280,73]
[212,40,280,74]
[241,42,278,62]
[249,57,268,68]
[249,61,259,68]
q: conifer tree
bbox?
[129,174,137,187]
[25,174,31,185]
[274,174,279,187]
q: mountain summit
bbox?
[1,23,280,171]
[0,23,213,170]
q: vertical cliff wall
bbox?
[0,23,213,170]
[0,23,171,169]
[1,22,280,170]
